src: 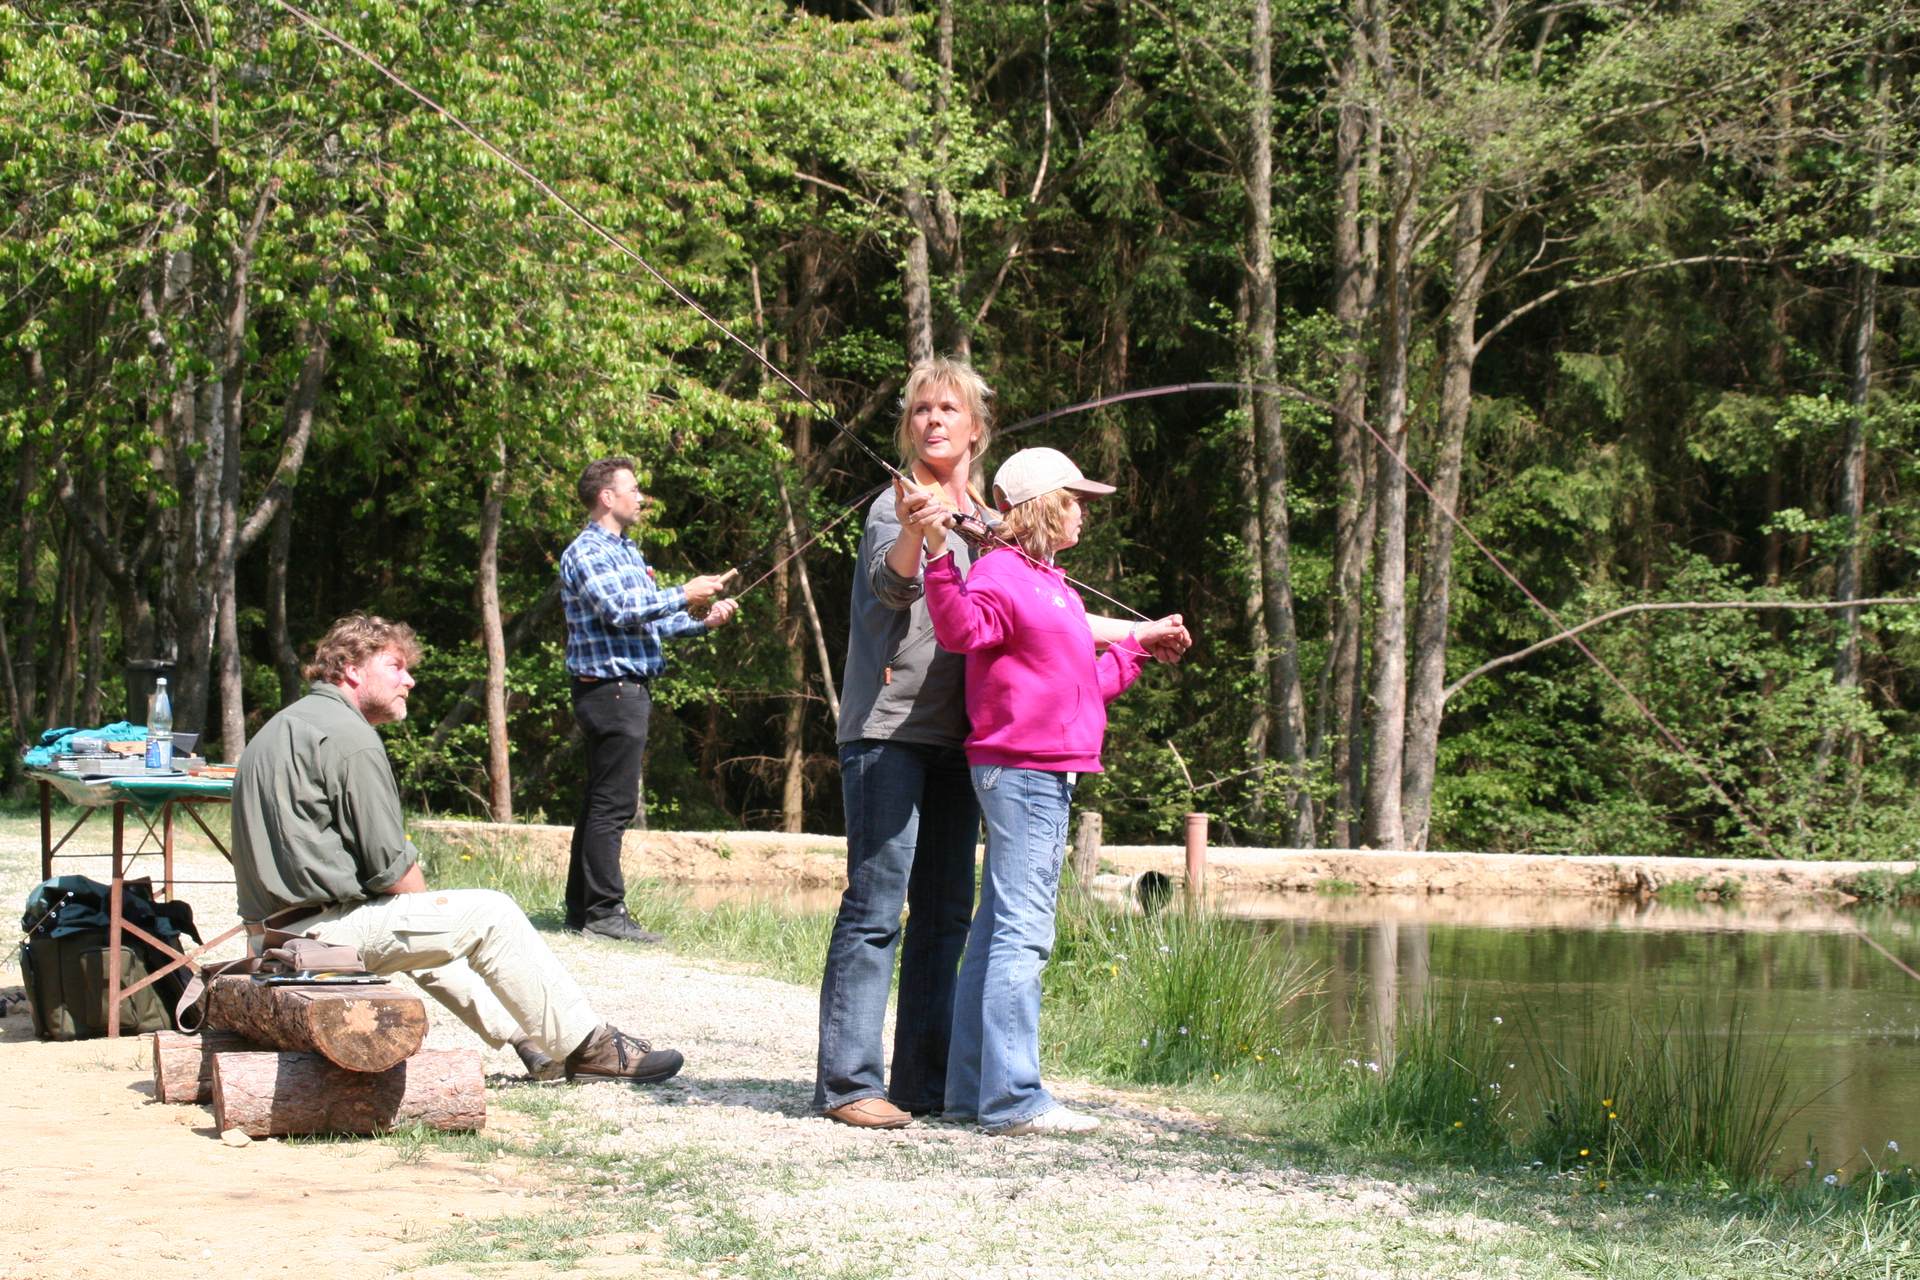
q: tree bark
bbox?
[1246,0,1313,845]
[1402,186,1486,850]
[1361,160,1418,851]
[479,432,513,821]
[1319,0,1380,848]
[203,974,428,1073]
[211,1049,484,1138]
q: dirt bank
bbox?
[415,819,1915,902]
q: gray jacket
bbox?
[836,490,987,749]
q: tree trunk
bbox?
[1235,282,1271,776]
[266,499,302,705]
[1247,0,1313,845]
[1361,167,1417,851]
[479,432,513,821]
[211,1049,484,1138]
[1402,187,1486,850]
[1319,0,1380,848]
[904,230,935,364]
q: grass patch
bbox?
[1045,893,1321,1086]
[1654,875,1745,903]
[1839,866,1920,906]
[1315,877,1360,896]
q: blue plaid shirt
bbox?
[559,523,712,678]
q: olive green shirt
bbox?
[231,681,418,921]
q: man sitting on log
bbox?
[230,612,681,1084]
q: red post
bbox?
[1184,812,1209,904]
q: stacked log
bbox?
[203,974,426,1071]
[210,1049,485,1137]
[153,973,486,1137]
[152,1029,266,1103]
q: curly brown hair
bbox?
[303,614,422,684]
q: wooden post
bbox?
[1184,812,1209,904]
[1071,811,1103,892]
[211,1049,486,1137]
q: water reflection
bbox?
[1225,892,1920,1178]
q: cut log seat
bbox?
[210,1049,485,1137]
[151,1029,268,1103]
[203,974,427,1073]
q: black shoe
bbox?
[579,911,665,945]
[564,1024,684,1083]
[512,1035,565,1082]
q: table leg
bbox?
[163,799,176,899]
[108,802,125,1038]
[39,779,52,882]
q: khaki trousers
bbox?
[292,888,601,1058]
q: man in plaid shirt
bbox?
[560,456,738,943]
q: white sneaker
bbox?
[996,1106,1100,1136]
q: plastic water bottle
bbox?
[145,678,174,771]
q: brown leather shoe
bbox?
[564,1025,684,1083]
[823,1097,914,1129]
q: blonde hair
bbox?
[895,356,994,468]
[1000,489,1079,560]
[304,614,422,683]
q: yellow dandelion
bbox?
[1601,1098,1613,1108]
[1608,1112,1617,1120]
[1597,1180,1609,1191]
[1212,1073,1222,1083]
[461,854,473,862]
[1453,1121,1465,1129]
[1579,1148,1590,1157]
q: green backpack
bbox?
[19,876,201,1040]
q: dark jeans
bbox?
[567,677,651,930]
[814,738,979,1113]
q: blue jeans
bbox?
[814,739,979,1113]
[946,765,1073,1130]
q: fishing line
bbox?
[266,0,907,490]
[269,0,1148,623]
[997,380,1783,853]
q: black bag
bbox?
[18,876,201,1040]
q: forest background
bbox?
[4,0,1919,860]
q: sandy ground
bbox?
[0,827,593,1280]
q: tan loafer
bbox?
[823,1097,915,1129]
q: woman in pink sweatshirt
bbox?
[905,446,1162,1135]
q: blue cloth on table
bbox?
[22,721,147,767]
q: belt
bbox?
[573,673,650,686]
[244,904,328,938]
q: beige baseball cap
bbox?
[991,447,1117,510]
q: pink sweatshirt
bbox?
[923,546,1146,772]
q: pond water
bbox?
[1210,890,1920,1179]
[681,879,1918,1178]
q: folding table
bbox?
[28,768,245,1036]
